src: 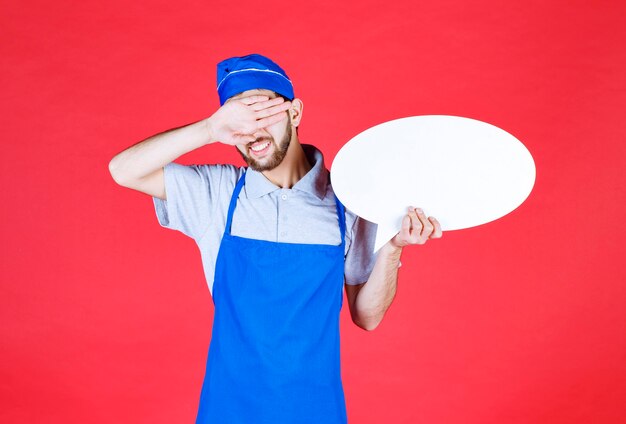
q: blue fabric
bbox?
[195,169,348,423]
[216,53,295,105]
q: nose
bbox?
[251,129,272,141]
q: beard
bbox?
[237,123,292,172]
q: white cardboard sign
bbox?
[330,115,536,252]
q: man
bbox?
[109,53,442,423]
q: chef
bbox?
[108,53,442,423]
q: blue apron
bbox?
[196,169,348,423]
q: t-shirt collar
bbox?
[243,144,328,200]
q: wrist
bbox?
[381,241,403,258]
[203,117,216,145]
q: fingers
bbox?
[231,95,291,131]
[413,208,434,238]
[407,207,423,243]
[255,100,291,119]
[406,207,442,244]
[256,110,289,129]
[251,99,292,129]
[428,216,443,238]
[249,96,285,111]
[239,95,270,105]
[395,207,443,247]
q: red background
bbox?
[2,0,625,423]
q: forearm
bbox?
[354,242,403,330]
[109,118,214,184]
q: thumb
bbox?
[401,214,411,233]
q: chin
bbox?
[246,158,282,172]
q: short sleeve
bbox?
[344,215,378,285]
[152,162,225,240]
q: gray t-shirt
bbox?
[152,144,379,295]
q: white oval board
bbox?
[330,115,536,252]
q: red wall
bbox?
[1,0,624,422]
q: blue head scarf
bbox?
[216,54,294,106]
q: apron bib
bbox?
[195,169,348,423]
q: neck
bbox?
[262,137,312,188]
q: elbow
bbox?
[361,323,378,331]
[108,156,129,187]
[353,315,382,332]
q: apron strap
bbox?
[225,168,247,236]
[334,195,346,245]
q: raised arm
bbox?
[108,95,291,199]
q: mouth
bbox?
[248,140,272,157]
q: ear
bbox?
[289,98,303,128]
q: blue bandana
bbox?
[216,54,294,106]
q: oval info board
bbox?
[330,115,536,252]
